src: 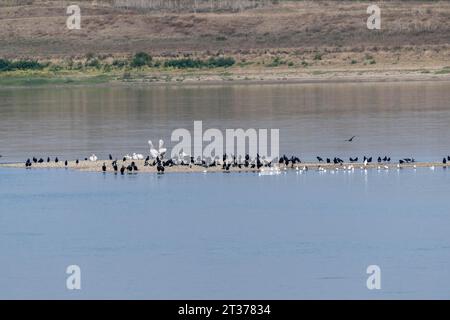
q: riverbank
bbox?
[2,1,450,86]
[2,66,450,87]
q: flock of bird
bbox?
[17,137,450,174]
[21,141,450,175]
[8,134,449,174]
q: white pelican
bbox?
[263,157,272,166]
[148,140,166,159]
[148,141,159,159]
[158,139,167,157]
[124,154,132,160]
[132,153,144,160]
[89,154,98,162]
[178,151,189,163]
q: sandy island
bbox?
[0,160,447,174]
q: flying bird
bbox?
[347,136,356,142]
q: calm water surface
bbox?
[1,82,450,299]
[0,81,449,162]
[1,168,450,299]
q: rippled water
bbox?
[0,81,449,162]
[1,167,450,299]
[1,82,450,299]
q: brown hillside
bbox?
[1,0,449,59]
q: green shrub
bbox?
[122,72,132,80]
[164,57,235,69]
[0,59,10,71]
[73,62,84,70]
[206,57,235,68]
[0,58,45,71]
[67,59,74,69]
[267,56,286,67]
[12,60,44,70]
[112,59,128,68]
[164,58,204,69]
[237,60,253,67]
[85,58,101,69]
[49,64,63,72]
[434,68,450,75]
[103,64,112,72]
[85,52,95,60]
[313,52,323,61]
[131,52,152,68]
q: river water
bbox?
[1,81,450,299]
